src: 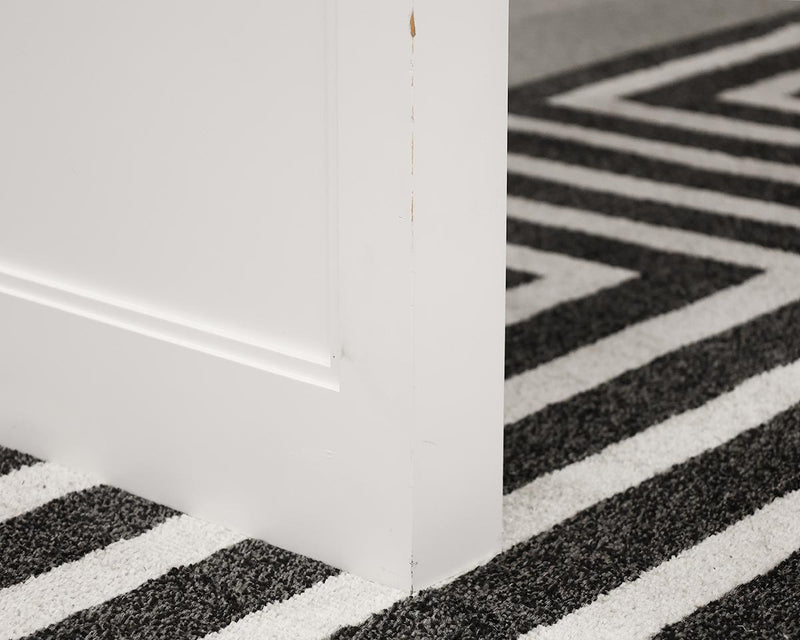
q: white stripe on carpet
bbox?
[553,23,800,100]
[505,271,797,424]
[506,244,637,325]
[519,488,800,640]
[553,97,800,144]
[0,462,99,523]
[506,196,799,271]
[507,153,800,228]
[507,114,800,185]
[202,573,405,640]
[720,68,800,115]
[550,23,800,144]
[0,514,245,640]
[503,358,800,548]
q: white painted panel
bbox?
[0,0,331,362]
[0,0,508,591]
[410,0,508,587]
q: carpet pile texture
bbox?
[2,10,800,639]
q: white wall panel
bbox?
[0,0,508,591]
[0,0,332,363]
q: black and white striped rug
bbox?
[3,11,800,639]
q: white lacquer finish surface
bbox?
[0,0,333,367]
[0,0,507,591]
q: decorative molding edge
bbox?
[0,6,344,392]
[0,264,339,390]
[325,0,342,369]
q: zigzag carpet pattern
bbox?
[2,11,800,639]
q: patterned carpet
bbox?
[3,10,800,639]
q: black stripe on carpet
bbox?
[507,13,800,163]
[507,173,800,255]
[27,538,339,640]
[0,486,178,590]
[506,268,538,289]
[653,550,800,640]
[630,47,800,130]
[504,296,800,494]
[507,130,800,206]
[332,404,800,639]
[508,101,800,164]
[504,218,760,378]
[507,11,800,101]
[0,445,39,477]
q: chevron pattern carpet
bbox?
[3,10,800,639]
